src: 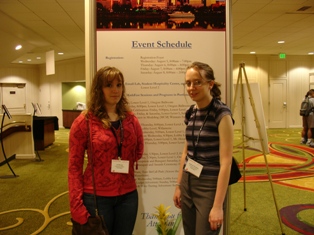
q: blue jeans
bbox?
[83,190,138,235]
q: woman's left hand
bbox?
[209,207,223,230]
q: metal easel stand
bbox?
[0,111,19,179]
[34,151,43,162]
[232,63,285,235]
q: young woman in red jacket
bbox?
[68,66,144,235]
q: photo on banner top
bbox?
[96,0,225,30]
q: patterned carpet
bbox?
[0,128,313,234]
[0,128,72,235]
[232,128,314,235]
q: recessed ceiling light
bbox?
[36,56,41,60]
[27,59,32,62]
[308,52,314,55]
[15,45,22,50]
[250,51,256,54]
[58,52,64,55]
[18,60,23,63]
[278,41,285,44]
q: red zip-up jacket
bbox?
[68,112,144,224]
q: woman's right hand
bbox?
[173,186,181,209]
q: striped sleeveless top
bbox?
[184,98,233,176]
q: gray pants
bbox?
[180,171,226,235]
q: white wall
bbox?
[0,64,40,114]
[38,57,85,127]
[0,57,84,128]
[233,54,314,129]
[1,55,314,129]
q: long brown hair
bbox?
[186,61,221,100]
[87,66,131,128]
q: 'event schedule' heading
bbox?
[132,40,192,49]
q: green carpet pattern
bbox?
[0,129,72,235]
[231,128,314,235]
[0,128,313,234]
[0,191,69,234]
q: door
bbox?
[1,83,26,114]
[39,82,51,116]
[310,73,314,89]
[268,79,287,128]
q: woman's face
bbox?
[102,77,123,106]
[185,68,212,104]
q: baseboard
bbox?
[15,153,36,159]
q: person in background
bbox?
[306,89,314,146]
[68,66,144,235]
[300,90,311,144]
[173,61,234,235]
[300,89,314,146]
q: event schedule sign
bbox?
[97,30,227,234]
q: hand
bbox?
[173,187,181,209]
[209,207,223,230]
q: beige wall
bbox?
[0,64,40,115]
[233,54,314,129]
[38,57,85,127]
[1,55,314,129]
[0,57,84,128]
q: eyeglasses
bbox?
[185,80,207,88]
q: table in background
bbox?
[33,116,59,150]
[62,110,81,128]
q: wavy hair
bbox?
[86,66,131,128]
[186,61,221,100]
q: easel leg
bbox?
[232,63,247,211]
[34,151,44,162]
[233,63,285,235]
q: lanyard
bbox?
[192,108,210,159]
[110,120,124,159]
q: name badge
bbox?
[184,158,203,178]
[111,159,129,174]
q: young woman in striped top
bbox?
[173,61,234,235]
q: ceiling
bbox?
[232,0,314,56]
[0,0,313,67]
[0,0,85,67]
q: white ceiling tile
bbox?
[0,0,314,65]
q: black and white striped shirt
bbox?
[184,98,232,176]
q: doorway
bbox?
[1,83,26,114]
[268,79,287,128]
